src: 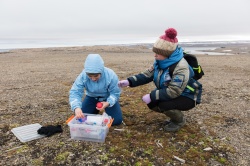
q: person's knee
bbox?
[106,103,123,125]
[111,116,123,126]
[110,112,123,125]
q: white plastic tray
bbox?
[11,123,45,142]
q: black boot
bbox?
[163,110,185,132]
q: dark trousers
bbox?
[81,96,123,125]
[148,96,195,112]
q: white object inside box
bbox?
[76,112,111,126]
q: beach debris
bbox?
[173,155,185,163]
[5,145,25,152]
[155,140,163,148]
[203,147,212,151]
[114,129,125,131]
[122,121,126,126]
[198,141,204,145]
[220,137,227,141]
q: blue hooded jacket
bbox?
[69,54,120,111]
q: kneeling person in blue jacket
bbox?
[69,54,123,125]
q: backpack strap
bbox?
[169,61,179,78]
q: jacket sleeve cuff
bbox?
[107,96,116,107]
[127,78,133,87]
[150,90,157,102]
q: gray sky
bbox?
[0,0,250,40]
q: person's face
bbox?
[87,74,101,82]
[154,53,167,60]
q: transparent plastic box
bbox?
[67,113,113,143]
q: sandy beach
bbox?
[0,43,249,165]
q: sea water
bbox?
[181,47,233,55]
[0,37,152,50]
[0,37,249,55]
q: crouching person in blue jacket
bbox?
[69,54,123,125]
[118,28,202,132]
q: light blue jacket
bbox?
[69,54,120,111]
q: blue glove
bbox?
[118,80,129,88]
[142,94,151,104]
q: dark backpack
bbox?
[169,52,204,80]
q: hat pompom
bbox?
[165,28,177,39]
[153,27,178,57]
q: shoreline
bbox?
[1,39,250,49]
[1,41,250,56]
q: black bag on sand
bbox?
[37,125,63,137]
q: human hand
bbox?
[142,94,151,104]
[118,80,129,88]
[74,108,84,119]
[96,102,109,110]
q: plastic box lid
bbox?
[11,123,45,142]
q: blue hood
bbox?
[84,54,104,73]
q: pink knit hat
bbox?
[153,28,178,57]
